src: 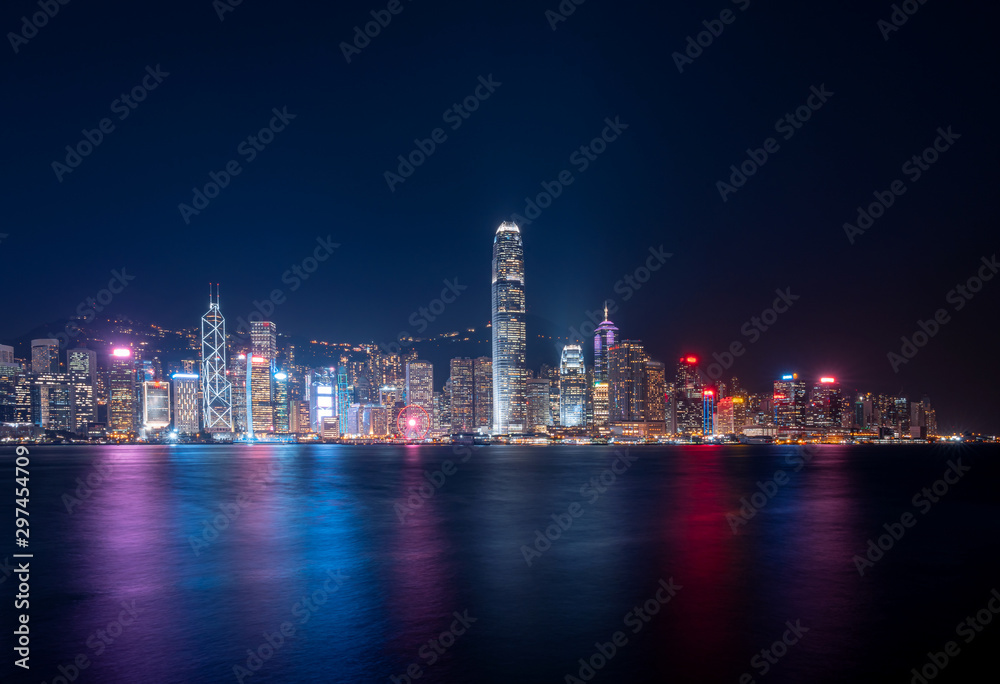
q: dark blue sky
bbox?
[3,0,997,430]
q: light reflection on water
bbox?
[12,443,1000,684]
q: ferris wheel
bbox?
[397,405,431,440]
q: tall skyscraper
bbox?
[172,373,200,435]
[249,356,273,435]
[108,347,137,436]
[672,356,704,436]
[251,321,278,361]
[593,303,619,383]
[807,377,841,429]
[527,377,552,431]
[67,348,96,433]
[405,360,434,417]
[774,373,806,428]
[643,360,666,430]
[273,371,290,433]
[491,221,526,434]
[201,285,232,433]
[609,340,647,423]
[592,381,609,431]
[450,358,474,432]
[31,338,60,374]
[472,356,493,430]
[0,344,14,366]
[559,344,586,427]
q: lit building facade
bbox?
[774,373,807,428]
[406,360,434,416]
[559,344,586,427]
[593,304,619,383]
[142,381,171,430]
[108,348,137,436]
[609,340,646,423]
[249,356,273,435]
[643,360,666,430]
[527,378,552,431]
[67,348,96,432]
[201,286,232,433]
[491,221,526,433]
[31,338,60,374]
[172,373,200,435]
[450,357,474,432]
[473,356,493,430]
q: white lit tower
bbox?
[491,221,526,434]
[201,284,233,433]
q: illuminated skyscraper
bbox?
[473,356,493,430]
[609,340,647,423]
[201,285,232,433]
[251,321,277,361]
[643,360,666,430]
[273,371,290,433]
[31,338,60,374]
[672,356,703,436]
[559,344,586,427]
[491,221,526,433]
[108,348,137,436]
[406,360,434,417]
[807,377,841,429]
[593,303,619,383]
[450,357,474,432]
[774,373,806,428]
[702,389,716,436]
[527,378,552,430]
[172,373,200,435]
[249,356,273,435]
[336,364,350,434]
[592,381,609,431]
[67,348,96,432]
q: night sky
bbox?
[3,0,997,431]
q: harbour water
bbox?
[6,443,999,683]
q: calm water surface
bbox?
[4,444,999,683]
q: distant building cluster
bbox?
[0,222,965,444]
